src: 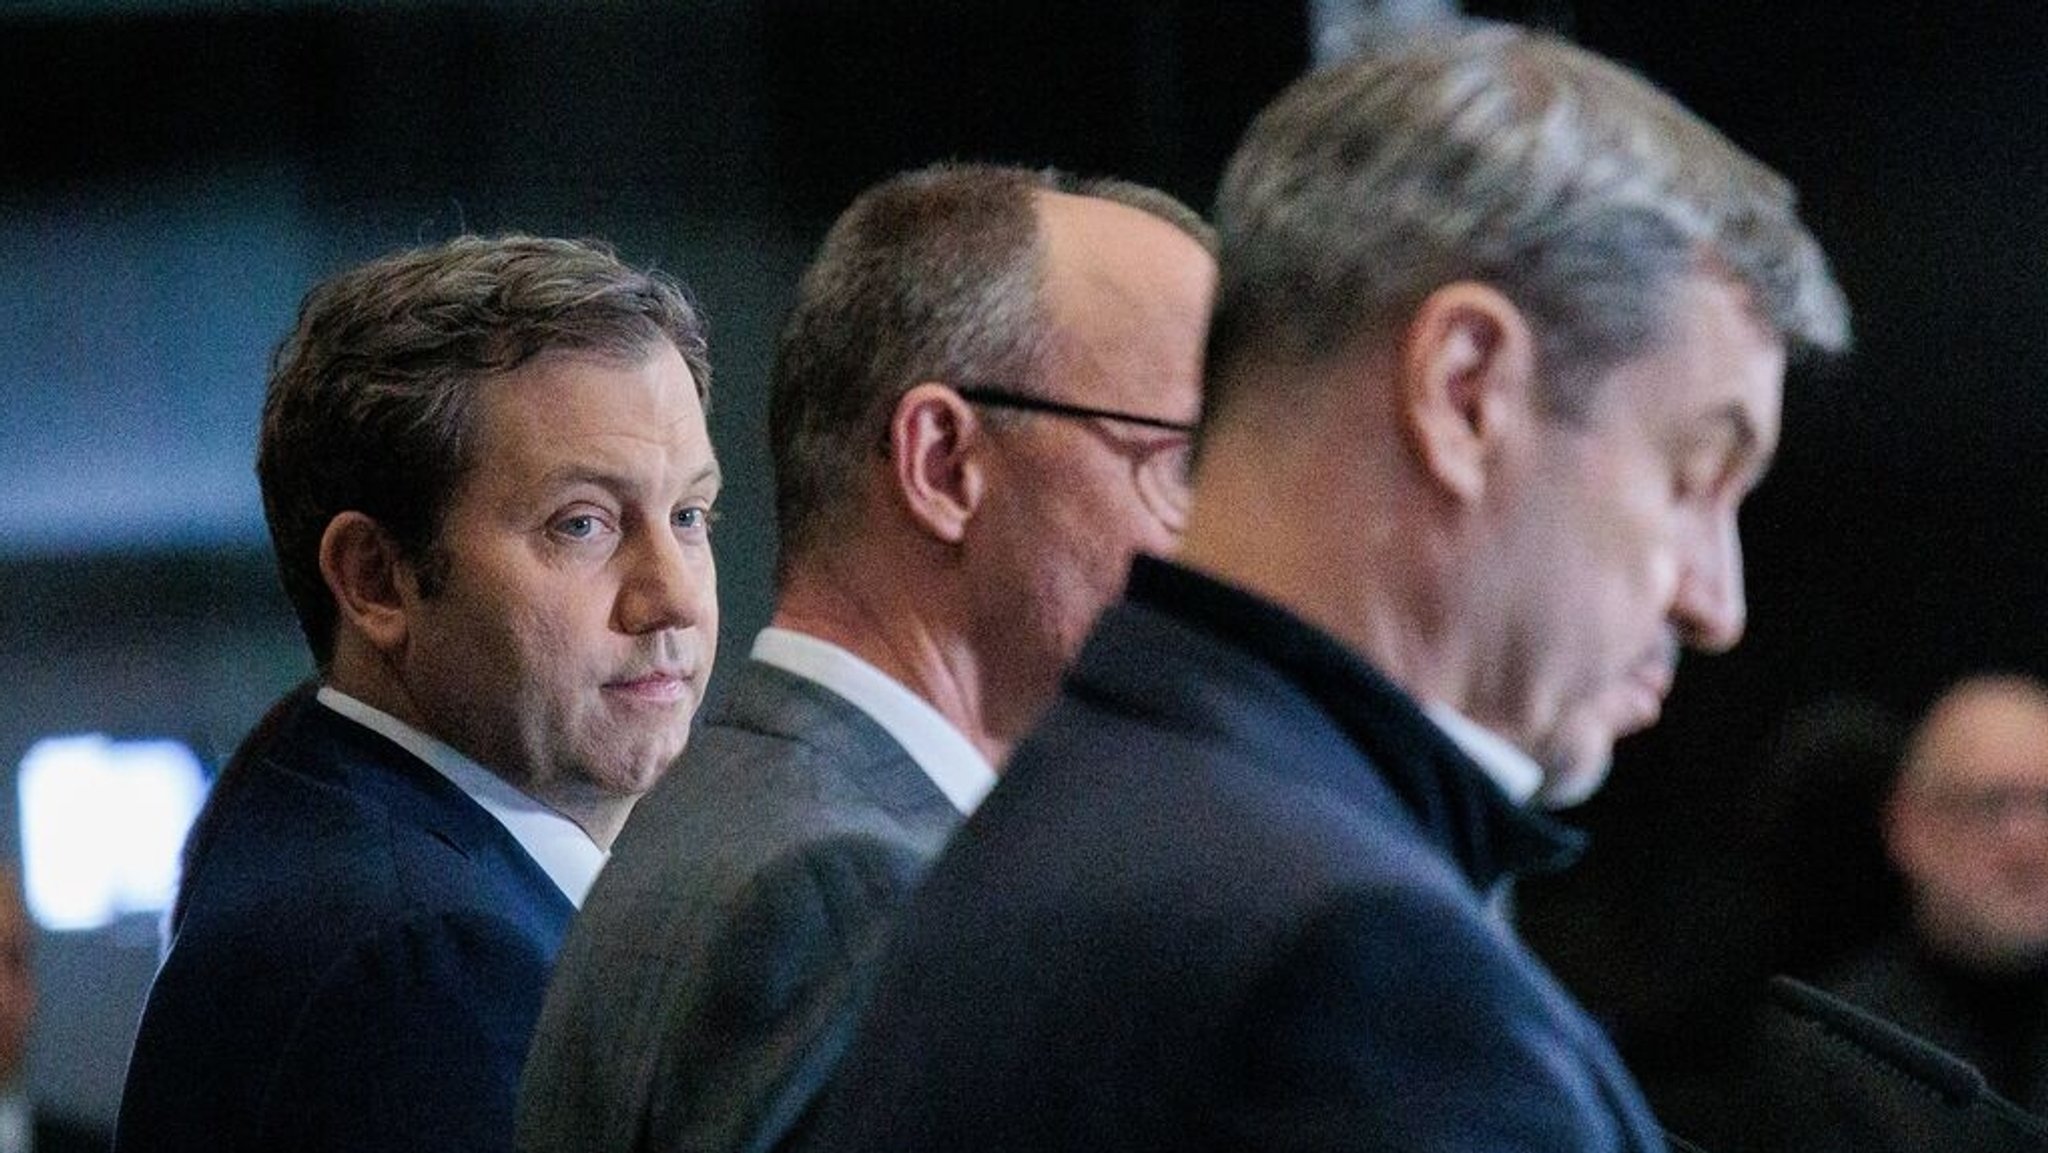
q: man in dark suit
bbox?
[114,235,720,1153]
[517,164,1214,1153]
[801,22,1850,1153]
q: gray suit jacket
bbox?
[517,657,962,1153]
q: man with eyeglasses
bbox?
[517,162,1214,1153]
[797,21,1848,1153]
[1890,676,2048,973]
[1751,673,2048,1153]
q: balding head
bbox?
[765,163,1215,758]
[1889,674,2048,970]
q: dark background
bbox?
[3,0,2041,1129]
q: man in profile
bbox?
[116,234,720,1153]
[803,22,1847,1152]
[518,163,1214,1153]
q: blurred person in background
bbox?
[0,871,106,1153]
[1751,673,2048,1152]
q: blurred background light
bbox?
[19,735,209,934]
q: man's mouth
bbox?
[603,669,694,705]
[1615,663,1675,735]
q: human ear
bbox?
[318,511,416,656]
[888,383,986,545]
[1397,282,1538,503]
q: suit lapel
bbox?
[295,703,576,943]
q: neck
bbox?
[324,639,427,736]
[773,550,1011,767]
[325,643,628,849]
[528,784,635,850]
[1180,417,1460,711]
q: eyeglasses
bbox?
[956,386,1196,531]
[1928,787,2048,829]
[955,387,1197,435]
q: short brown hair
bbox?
[768,163,1212,581]
[258,234,710,667]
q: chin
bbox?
[1534,740,1616,811]
[617,747,687,796]
[1964,931,2048,974]
[572,738,687,800]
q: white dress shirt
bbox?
[1425,702,1544,807]
[750,627,997,815]
[315,687,607,907]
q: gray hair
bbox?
[768,162,1213,582]
[1207,21,1850,423]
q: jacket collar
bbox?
[1115,556,1582,892]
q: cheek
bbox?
[694,550,721,643]
[1582,497,1684,632]
[1087,472,1175,570]
[1022,476,1126,583]
[464,571,598,714]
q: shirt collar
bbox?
[1124,556,1582,888]
[750,627,996,815]
[314,686,608,907]
[1423,703,1545,806]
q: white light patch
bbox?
[19,735,209,932]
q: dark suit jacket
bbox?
[518,658,961,1153]
[32,1107,110,1153]
[800,557,1667,1153]
[115,693,575,1153]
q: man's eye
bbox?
[556,514,601,539]
[1675,456,1725,501]
[675,506,717,532]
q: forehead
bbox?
[467,342,713,482]
[1915,687,2048,791]
[1584,274,1787,451]
[1033,191,1215,417]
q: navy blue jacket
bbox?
[800,557,1667,1152]
[115,693,574,1153]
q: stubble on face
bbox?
[966,193,1214,742]
[398,343,720,812]
[1488,275,1784,807]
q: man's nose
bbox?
[615,521,711,635]
[1675,512,1746,653]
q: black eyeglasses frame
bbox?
[954,387,1196,435]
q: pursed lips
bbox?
[602,668,696,705]
[1616,659,1676,735]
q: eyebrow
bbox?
[1707,402,1775,481]
[540,460,724,495]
